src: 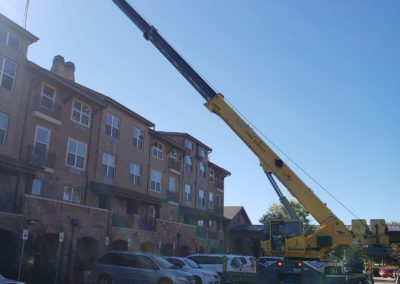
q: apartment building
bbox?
[0,13,230,283]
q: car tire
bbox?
[99,275,113,284]
[158,278,172,284]
[194,276,202,284]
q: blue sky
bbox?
[1,0,399,225]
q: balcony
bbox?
[32,95,62,121]
[168,159,180,173]
[112,213,135,229]
[26,145,56,169]
[0,191,19,214]
[215,179,224,190]
[208,230,219,240]
[167,191,178,203]
[139,216,156,231]
[195,226,207,238]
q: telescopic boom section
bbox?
[112,0,217,102]
[112,0,341,226]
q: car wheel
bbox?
[99,275,113,284]
[194,276,202,284]
[158,278,172,284]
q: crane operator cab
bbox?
[262,220,306,255]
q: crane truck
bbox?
[111,1,390,283]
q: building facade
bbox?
[0,14,229,284]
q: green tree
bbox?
[259,200,317,235]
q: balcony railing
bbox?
[139,217,156,231]
[167,191,178,203]
[215,179,224,190]
[168,159,180,172]
[33,95,62,121]
[0,191,19,214]
[208,230,219,240]
[112,213,135,229]
[26,145,56,168]
[196,226,207,238]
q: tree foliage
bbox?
[259,200,317,235]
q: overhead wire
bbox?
[223,97,361,220]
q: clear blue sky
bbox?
[1,0,399,225]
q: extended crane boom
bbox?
[112,0,389,259]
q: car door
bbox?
[134,254,160,284]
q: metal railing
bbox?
[139,217,156,231]
[168,159,181,172]
[112,213,135,229]
[26,145,56,168]
[167,191,178,202]
[33,95,62,120]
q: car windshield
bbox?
[185,258,201,268]
[152,255,174,269]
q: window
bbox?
[150,169,162,192]
[198,219,204,227]
[184,184,192,201]
[40,84,56,109]
[198,147,206,158]
[216,195,221,209]
[168,176,176,192]
[34,126,50,157]
[209,192,214,209]
[63,186,81,203]
[0,27,21,51]
[0,56,17,91]
[169,150,177,161]
[102,152,116,177]
[209,169,215,183]
[152,141,163,160]
[199,162,206,179]
[105,113,120,138]
[66,138,87,170]
[185,155,192,173]
[132,127,144,149]
[31,179,42,196]
[129,163,141,185]
[72,99,91,127]
[0,112,8,145]
[184,140,193,151]
[199,189,205,207]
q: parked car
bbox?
[91,251,195,284]
[0,274,25,284]
[258,256,284,268]
[187,254,225,277]
[227,255,256,273]
[379,268,394,278]
[165,257,220,284]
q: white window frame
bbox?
[184,184,192,201]
[129,162,141,185]
[169,176,176,192]
[102,152,116,177]
[66,138,87,170]
[152,141,163,160]
[105,113,120,138]
[199,188,205,207]
[40,83,56,109]
[0,27,21,51]
[0,111,9,145]
[132,126,144,149]
[209,192,214,209]
[199,162,206,179]
[63,186,81,204]
[0,56,17,91]
[169,150,177,161]
[71,99,91,127]
[31,178,43,196]
[34,125,51,152]
[150,169,162,192]
[209,169,215,183]
[185,155,193,173]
